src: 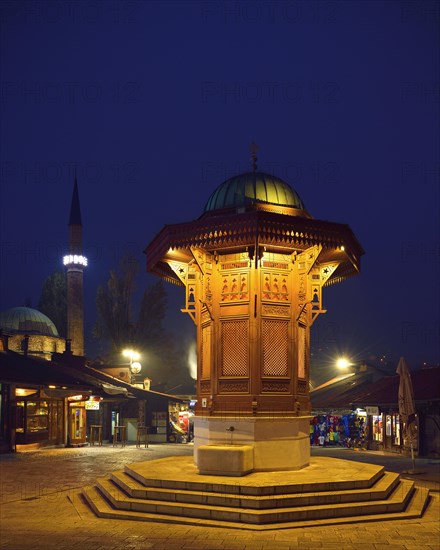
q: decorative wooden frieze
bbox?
[200,380,211,393]
[297,380,307,393]
[218,380,249,393]
[261,260,289,269]
[221,260,249,270]
[261,304,290,317]
[261,381,290,393]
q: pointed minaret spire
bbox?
[69,176,82,226]
[250,142,259,172]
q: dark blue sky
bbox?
[1,1,438,371]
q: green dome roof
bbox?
[0,307,59,337]
[204,172,308,213]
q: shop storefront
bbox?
[0,383,10,452]
[14,393,64,448]
[366,406,411,454]
[68,397,87,446]
[310,411,367,448]
[311,365,438,458]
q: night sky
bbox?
[1,1,438,376]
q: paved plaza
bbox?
[0,444,439,549]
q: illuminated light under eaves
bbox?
[131,361,142,374]
[15,388,37,396]
[340,246,345,251]
[63,254,88,266]
[68,394,87,401]
[48,385,56,389]
[336,357,351,369]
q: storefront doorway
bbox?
[69,403,86,445]
[48,400,64,445]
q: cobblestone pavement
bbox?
[0,444,439,549]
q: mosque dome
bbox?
[203,171,309,215]
[0,307,59,337]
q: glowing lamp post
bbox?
[122,349,142,385]
[336,357,351,370]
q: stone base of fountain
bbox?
[193,416,312,475]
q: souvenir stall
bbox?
[310,411,367,448]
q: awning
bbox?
[101,383,129,396]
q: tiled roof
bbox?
[311,367,440,409]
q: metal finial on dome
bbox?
[250,142,259,172]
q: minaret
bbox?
[63,178,87,356]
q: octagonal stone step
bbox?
[124,456,385,496]
[81,483,430,530]
[93,475,416,524]
[80,456,431,529]
[109,469,401,509]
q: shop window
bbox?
[386,415,392,437]
[16,401,25,433]
[393,415,401,446]
[26,401,48,432]
[372,415,383,442]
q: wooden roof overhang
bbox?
[145,209,364,287]
[0,351,98,395]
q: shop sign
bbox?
[85,401,100,410]
[68,394,88,402]
[366,406,379,415]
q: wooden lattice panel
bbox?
[262,319,289,376]
[221,319,249,376]
[201,324,211,379]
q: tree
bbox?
[135,280,168,346]
[93,254,193,391]
[38,270,67,337]
[94,254,139,350]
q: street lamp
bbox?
[336,357,351,370]
[122,349,142,385]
